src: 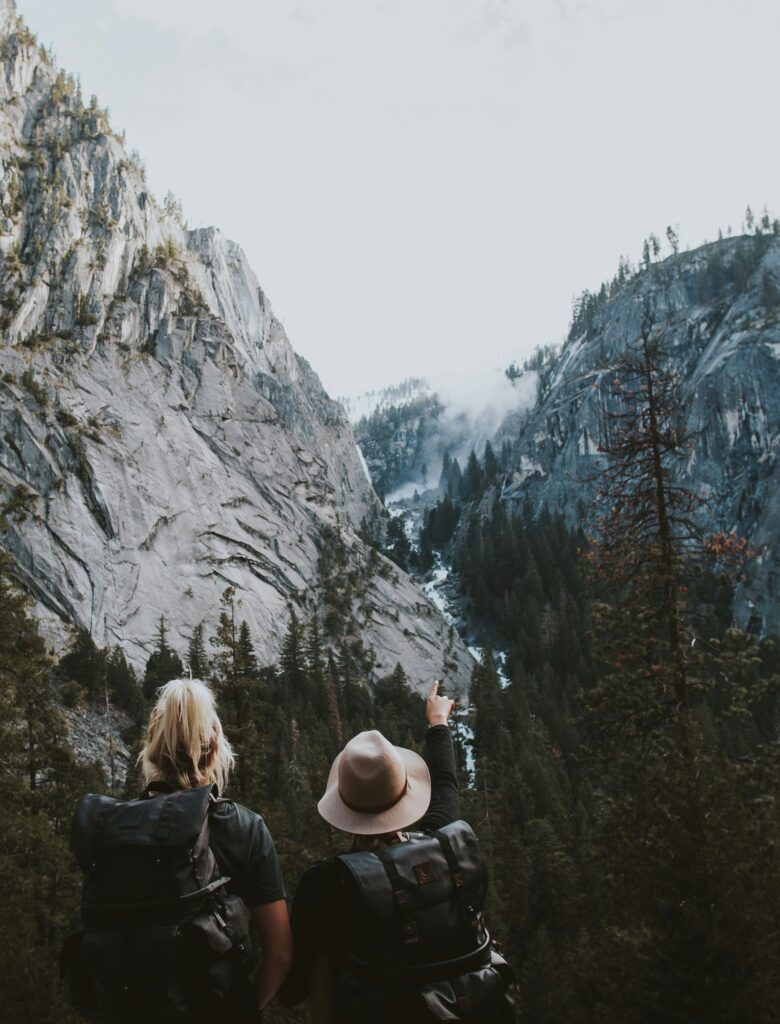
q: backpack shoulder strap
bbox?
[432,828,475,931]
[374,845,419,945]
[431,821,487,936]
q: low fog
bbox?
[357,355,540,504]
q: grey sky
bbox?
[15,0,780,396]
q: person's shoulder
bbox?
[301,854,340,879]
[210,798,269,835]
[211,796,260,817]
[295,855,341,892]
[290,856,341,910]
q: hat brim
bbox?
[317,745,432,835]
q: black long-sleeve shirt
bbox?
[278,725,459,1007]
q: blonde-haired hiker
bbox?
[63,677,292,1024]
[279,681,516,1024]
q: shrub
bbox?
[20,369,48,406]
[153,238,180,269]
[59,679,87,709]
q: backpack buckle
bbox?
[394,890,418,944]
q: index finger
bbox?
[429,679,440,698]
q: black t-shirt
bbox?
[146,784,286,908]
[209,799,286,907]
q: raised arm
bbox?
[417,680,460,831]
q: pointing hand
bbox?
[426,679,455,727]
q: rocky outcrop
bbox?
[64,704,132,790]
[499,233,780,636]
[0,2,475,692]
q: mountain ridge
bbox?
[0,3,475,690]
[497,231,780,634]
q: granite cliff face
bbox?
[499,233,780,635]
[0,2,474,691]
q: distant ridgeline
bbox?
[374,223,780,639]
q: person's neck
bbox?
[351,831,408,851]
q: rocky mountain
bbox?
[498,232,780,635]
[0,1,474,691]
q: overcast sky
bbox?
[15,0,780,396]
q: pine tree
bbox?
[438,448,451,491]
[0,558,103,1022]
[143,615,184,699]
[59,628,105,703]
[483,440,498,481]
[105,645,142,718]
[324,660,343,748]
[447,457,462,499]
[280,607,306,696]
[586,306,700,747]
[373,663,422,748]
[469,649,507,800]
[461,449,483,500]
[187,622,209,678]
[210,590,262,800]
[386,514,412,571]
[574,307,780,1021]
[303,615,324,681]
[237,620,257,678]
[762,270,779,313]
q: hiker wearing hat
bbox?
[278,681,517,1023]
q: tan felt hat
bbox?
[317,730,432,835]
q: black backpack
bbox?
[61,784,259,1023]
[334,819,517,1023]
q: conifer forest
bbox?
[2,312,780,1022]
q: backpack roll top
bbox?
[73,784,215,858]
[72,785,223,921]
[337,819,490,973]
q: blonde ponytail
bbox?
[139,678,235,794]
